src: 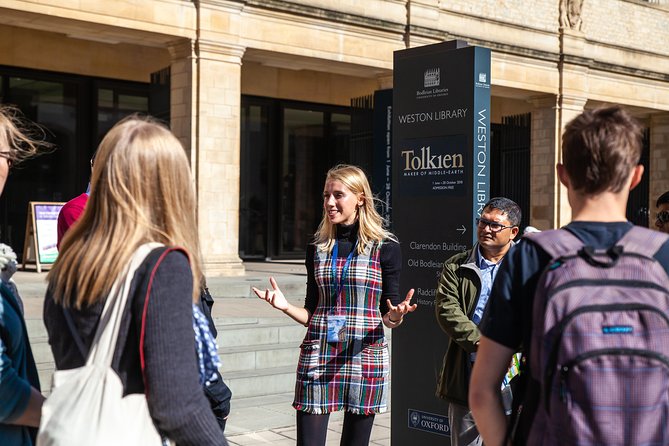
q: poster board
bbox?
[22,201,64,273]
[391,41,490,445]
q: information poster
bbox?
[34,203,62,263]
[391,41,490,445]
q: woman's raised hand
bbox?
[386,289,417,322]
[252,277,289,311]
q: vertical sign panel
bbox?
[372,89,393,224]
[391,41,490,445]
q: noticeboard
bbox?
[22,201,65,272]
[391,40,490,445]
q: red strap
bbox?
[139,247,190,395]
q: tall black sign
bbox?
[391,41,490,445]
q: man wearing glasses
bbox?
[655,191,669,234]
[434,197,521,446]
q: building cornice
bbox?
[234,0,405,34]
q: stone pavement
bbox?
[16,261,391,446]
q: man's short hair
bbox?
[657,191,669,208]
[562,106,643,195]
[484,197,521,226]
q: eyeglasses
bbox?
[0,152,14,169]
[476,217,516,233]
[657,211,669,225]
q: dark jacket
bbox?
[434,246,482,406]
[0,284,40,446]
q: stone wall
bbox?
[583,0,669,56]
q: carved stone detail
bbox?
[559,0,584,31]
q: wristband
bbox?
[388,314,402,324]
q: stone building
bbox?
[1,0,668,275]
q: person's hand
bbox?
[1,259,17,283]
[386,289,417,323]
[0,244,17,284]
[252,277,289,312]
[0,243,17,270]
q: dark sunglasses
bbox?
[476,217,516,233]
[657,211,669,225]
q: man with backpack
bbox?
[469,106,669,446]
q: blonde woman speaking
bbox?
[254,164,416,446]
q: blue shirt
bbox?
[472,246,503,326]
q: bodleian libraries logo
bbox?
[475,71,490,89]
[417,68,448,99]
[424,68,440,87]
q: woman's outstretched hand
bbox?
[252,277,289,311]
[386,289,417,323]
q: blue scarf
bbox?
[192,304,221,386]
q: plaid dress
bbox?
[293,240,389,415]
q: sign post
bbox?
[22,202,64,272]
[391,40,491,445]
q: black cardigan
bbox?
[43,247,227,446]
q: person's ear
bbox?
[509,226,519,241]
[557,164,571,188]
[629,164,644,191]
[357,194,365,208]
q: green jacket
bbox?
[434,245,482,406]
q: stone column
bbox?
[168,38,246,276]
[555,23,588,227]
[197,40,246,276]
[528,95,559,230]
[168,39,197,163]
[556,95,587,227]
[649,113,669,216]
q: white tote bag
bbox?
[37,243,170,446]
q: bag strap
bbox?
[86,243,163,367]
[615,225,669,257]
[62,308,88,360]
[139,247,189,396]
[526,229,584,260]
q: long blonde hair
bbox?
[0,105,49,164]
[48,116,203,307]
[314,164,396,254]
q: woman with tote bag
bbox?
[42,116,227,446]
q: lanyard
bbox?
[331,240,358,301]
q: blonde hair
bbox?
[0,105,49,164]
[314,164,396,254]
[48,116,203,307]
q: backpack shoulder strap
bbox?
[616,225,669,258]
[525,228,584,260]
